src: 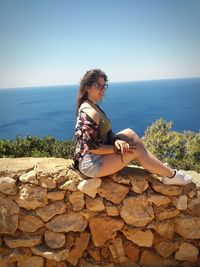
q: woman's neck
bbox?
[86,98,106,117]
[87,97,98,105]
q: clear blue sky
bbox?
[0,0,200,88]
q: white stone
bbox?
[77,178,102,198]
[19,170,38,184]
[59,180,77,191]
[15,184,48,210]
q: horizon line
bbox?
[0,75,200,90]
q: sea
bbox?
[0,77,200,141]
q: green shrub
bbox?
[0,135,75,159]
[142,118,200,172]
[0,118,199,172]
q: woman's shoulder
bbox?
[79,102,99,125]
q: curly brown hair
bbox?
[76,69,108,115]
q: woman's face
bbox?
[87,76,107,103]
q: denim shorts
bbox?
[78,154,104,178]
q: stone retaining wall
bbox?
[0,157,200,267]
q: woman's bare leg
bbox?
[97,128,175,178]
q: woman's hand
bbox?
[114,140,137,154]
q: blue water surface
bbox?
[0,78,199,140]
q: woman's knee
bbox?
[125,128,137,138]
[130,137,146,160]
[125,128,144,145]
[116,128,138,141]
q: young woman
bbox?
[73,69,192,185]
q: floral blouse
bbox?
[73,107,115,168]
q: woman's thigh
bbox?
[97,150,138,177]
[97,128,143,177]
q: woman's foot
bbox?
[162,170,192,185]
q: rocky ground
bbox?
[0,157,199,267]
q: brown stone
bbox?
[174,216,200,239]
[188,197,200,215]
[109,173,130,185]
[112,259,140,267]
[80,209,97,220]
[36,201,66,221]
[78,178,102,198]
[101,245,111,259]
[122,228,154,247]
[171,194,188,210]
[31,245,69,261]
[86,196,105,212]
[79,259,114,267]
[129,175,149,194]
[45,260,67,267]
[0,177,17,195]
[18,210,44,232]
[97,178,129,204]
[59,180,77,191]
[125,165,149,180]
[87,245,101,262]
[67,231,90,265]
[180,262,200,267]
[105,205,119,216]
[89,217,124,247]
[187,191,196,198]
[46,212,88,232]
[120,195,154,227]
[1,248,32,263]
[148,194,171,206]
[69,191,85,211]
[0,260,14,267]
[0,197,19,234]
[44,230,66,249]
[16,256,44,267]
[154,236,179,257]
[147,220,174,239]
[46,191,65,200]
[108,237,126,263]
[154,206,180,221]
[151,180,183,196]
[140,250,178,267]
[182,182,197,195]
[123,240,139,262]
[15,184,48,210]
[38,176,56,189]
[175,242,199,262]
[4,235,41,248]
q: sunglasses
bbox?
[92,83,108,91]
